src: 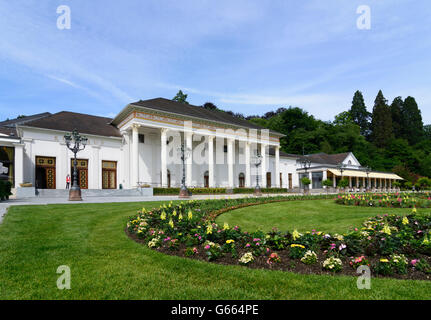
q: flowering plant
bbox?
[322,257,343,272]
[349,256,370,269]
[239,252,254,265]
[289,244,306,259]
[300,250,318,265]
[266,253,281,266]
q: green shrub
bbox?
[153,187,289,195]
[0,180,12,201]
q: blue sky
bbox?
[1,0,430,123]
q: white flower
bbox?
[239,252,254,265]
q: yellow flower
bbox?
[292,229,301,240]
[382,224,391,235]
[188,210,193,220]
[160,211,166,220]
[178,213,183,221]
[172,210,177,216]
[290,244,305,249]
[412,207,417,214]
[223,222,230,230]
[380,259,389,263]
[168,219,174,228]
[206,225,213,235]
[402,216,409,225]
[226,239,235,244]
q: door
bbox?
[70,159,88,189]
[204,171,209,188]
[288,173,293,189]
[266,172,271,188]
[239,173,245,188]
[102,161,117,189]
[35,156,56,189]
[279,173,283,188]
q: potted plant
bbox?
[322,179,333,194]
[338,178,349,193]
[301,177,311,195]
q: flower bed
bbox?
[153,187,289,195]
[126,196,431,280]
[336,192,431,208]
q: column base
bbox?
[179,186,192,198]
[69,188,82,201]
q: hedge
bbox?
[0,180,12,201]
[153,187,289,195]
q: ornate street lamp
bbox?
[177,143,192,198]
[252,153,262,196]
[64,129,88,201]
[365,166,371,191]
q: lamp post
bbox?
[64,129,88,201]
[252,153,262,196]
[177,143,192,198]
[299,157,311,193]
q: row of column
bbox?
[331,175,395,189]
[148,127,280,189]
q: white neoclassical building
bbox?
[0,98,402,195]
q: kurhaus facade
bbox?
[0,98,402,194]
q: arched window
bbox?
[204,171,209,188]
[238,173,245,188]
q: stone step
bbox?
[35,188,153,198]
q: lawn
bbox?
[0,200,430,300]
[215,199,426,234]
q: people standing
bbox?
[66,174,71,189]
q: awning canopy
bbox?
[328,169,403,180]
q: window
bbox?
[138,134,145,143]
[312,172,323,189]
[239,173,245,188]
[0,146,14,187]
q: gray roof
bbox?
[21,111,122,138]
[118,98,284,136]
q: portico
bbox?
[113,100,283,189]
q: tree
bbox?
[401,96,424,144]
[349,90,371,136]
[334,111,354,126]
[370,90,393,148]
[172,90,189,104]
[202,102,218,111]
[390,97,404,139]
[424,125,431,139]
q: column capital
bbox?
[131,123,141,130]
[160,128,169,134]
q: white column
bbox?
[92,145,100,189]
[349,176,352,188]
[261,143,267,188]
[227,138,234,188]
[208,136,214,188]
[132,124,139,187]
[13,143,24,186]
[308,171,313,190]
[275,146,280,188]
[245,142,251,187]
[161,129,168,187]
[186,132,193,187]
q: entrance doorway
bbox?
[35,156,56,189]
[279,173,283,188]
[288,173,293,189]
[238,173,245,188]
[204,171,209,188]
[102,161,117,189]
[266,172,271,188]
[70,159,88,189]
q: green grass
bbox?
[216,199,426,234]
[0,200,431,300]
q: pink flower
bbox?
[411,259,419,266]
[245,243,251,248]
[204,245,210,250]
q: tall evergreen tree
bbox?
[172,90,189,104]
[371,90,393,148]
[401,96,424,144]
[349,90,371,136]
[390,96,404,139]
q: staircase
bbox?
[36,188,153,198]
